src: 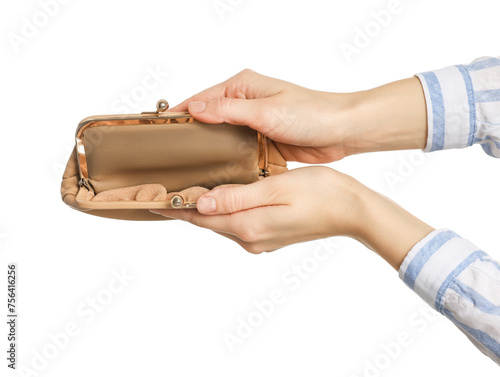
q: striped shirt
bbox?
[398,56,500,366]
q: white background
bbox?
[1,0,499,376]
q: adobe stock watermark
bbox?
[384,150,426,192]
[212,0,243,21]
[349,304,439,377]
[206,132,259,187]
[17,267,134,377]
[383,96,477,192]
[222,238,341,353]
[7,0,71,54]
[110,64,170,114]
[339,0,415,63]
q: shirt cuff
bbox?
[398,229,485,313]
[415,65,476,153]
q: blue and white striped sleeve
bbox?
[399,229,500,365]
[416,56,500,157]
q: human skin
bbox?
[150,69,434,270]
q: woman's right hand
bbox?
[170,69,354,163]
[169,69,427,163]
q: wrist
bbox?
[354,185,434,270]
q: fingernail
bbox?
[149,209,161,215]
[189,101,206,113]
[197,196,216,213]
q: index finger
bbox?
[149,208,240,235]
[168,69,285,112]
[168,81,226,112]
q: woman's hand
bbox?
[151,167,363,251]
[170,69,349,162]
[169,69,428,163]
[150,167,434,269]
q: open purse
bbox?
[60,100,288,220]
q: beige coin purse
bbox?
[61,100,287,220]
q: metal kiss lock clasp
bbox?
[170,195,198,209]
[142,99,169,114]
[156,99,169,112]
[170,195,184,208]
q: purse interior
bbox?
[75,122,261,209]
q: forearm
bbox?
[332,77,428,156]
[349,182,500,365]
[335,56,500,158]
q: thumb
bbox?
[188,97,269,129]
[196,181,272,215]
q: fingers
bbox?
[168,82,226,112]
[167,69,255,112]
[273,142,345,163]
[169,69,289,126]
[186,97,274,129]
[213,231,280,254]
[196,179,279,215]
[149,208,239,235]
[149,208,264,245]
[149,207,280,254]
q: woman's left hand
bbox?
[150,167,363,253]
